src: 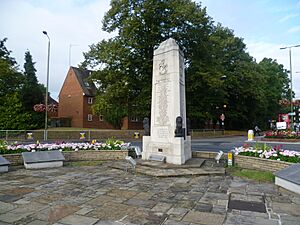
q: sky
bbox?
[0,0,300,101]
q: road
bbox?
[130,136,300,153]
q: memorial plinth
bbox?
[22,150,65,169]
[0,155,10,172]
[275,163,300,194]
[142,38,191,165]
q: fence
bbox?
[0,129,226,142]
[0,130,144,142]
[190,129,225,137]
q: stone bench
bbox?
[275,163,300,195]
[0,156,10,172]
[148,154,166,162]
[22,150,65,169]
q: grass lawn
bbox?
[227,167,275,183]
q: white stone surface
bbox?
[24,161,63,169]
[275,177,300,195]
[142,38,191,165]
[0,166,9,173]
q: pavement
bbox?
[0,160,300,225]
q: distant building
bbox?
[56,67,142,129]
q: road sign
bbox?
[220,114,225,121]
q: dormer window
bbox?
[88,97,93,104]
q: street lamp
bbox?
[280,44,300,129]
[43,31,50,140]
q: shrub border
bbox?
[192,151,293,172]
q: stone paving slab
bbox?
[0,161,300,225]
[111,160,225,177]
[182,211,226,225]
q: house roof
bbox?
[71,67,96,97]
[48,94,58,105]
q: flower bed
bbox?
[0,139,130,155]
[234,144,300,163]
[264,130,300,140]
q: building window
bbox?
[88,97,93,104]
[88,114,93,121]
[99,115,104,121]
[130,116,139,122]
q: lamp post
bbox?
[43,31,50,140]
[280,44,300,129]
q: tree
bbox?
[0,39,22,98]
[0,93,32,130]
[0,39,34,129]
[20,51,45,128]
[258,58,290,125]
[82,0,213,128]
[82,0,290,130]
[22,51,44,110]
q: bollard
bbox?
[248,130,254,141]
[227,152,233,166]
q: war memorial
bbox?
[0,39,299,225]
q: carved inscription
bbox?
[156,82,170,125]
[158,128,169,139]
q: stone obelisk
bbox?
[142,38,191,165]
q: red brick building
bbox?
[57,67,142,129]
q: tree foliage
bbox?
[0,39,45,129]
[82,0,290,129]
[21,51,45,128]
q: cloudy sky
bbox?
[1,0,300,101]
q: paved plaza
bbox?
[0,161,300,225]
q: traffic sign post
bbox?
[220,114,225,129]
[220,114,225,121]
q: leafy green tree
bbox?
[82,0,213,128]
[22,51,44,110]
[21,51,45,128]
[0,39,37,129]
[0,93,32,130]
[0,39,22,98]
[258,58,290,125]
[0,38,17,67]
[82,0,290,130]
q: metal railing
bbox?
[0,129,225,142]
[0,130,144,142]
[190,129,225,137]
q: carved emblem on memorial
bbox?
[159,59,168,75]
